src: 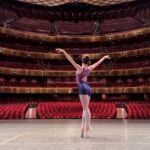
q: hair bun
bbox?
[82,56,91,65]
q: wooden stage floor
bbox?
[0,119,149,150]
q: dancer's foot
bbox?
[81,128,84,138]
[85,126,92,132]
[85,131,90,138]
[88,125,93,130]
[84,126,92,138]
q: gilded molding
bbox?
[0,26,150,43]
[0,67,150,77]
[0,86,149,94]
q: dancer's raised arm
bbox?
[56,48,82,71]
[88,55,111,71]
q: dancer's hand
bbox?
[56,48,66,54]
[103,55,111,60]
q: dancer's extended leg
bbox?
[79,95,91,137]
[81,109,85,130]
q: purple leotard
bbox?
[76,68,91,97]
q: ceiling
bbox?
[16,0,135,7]
[0,0,149,35]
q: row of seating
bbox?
[0,100,150,119]
[101,17,142,33]
[0,82,150,87]
[7,19,144,35]
[125,103,150,119]
[55,21,95,34]
[37,102,116,119]
[0,77,149,84]
[0,103,29,119]
[0,60,150,70]
[0,40,150,53]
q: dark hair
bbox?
[82,56,91,65]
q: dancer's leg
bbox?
[80,107,85,130]
[79,95,91,133]
[80,107,85,138]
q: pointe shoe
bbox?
[89,126,93,130]
[84,126,92,138]
[81,128,84,138]
[84,130,90,138]
[85,126,91,132]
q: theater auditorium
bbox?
[0,0,150,150]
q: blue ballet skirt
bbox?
[77,81,91,97]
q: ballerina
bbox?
[56,48,111,138]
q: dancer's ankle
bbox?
[85,126,90,132]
